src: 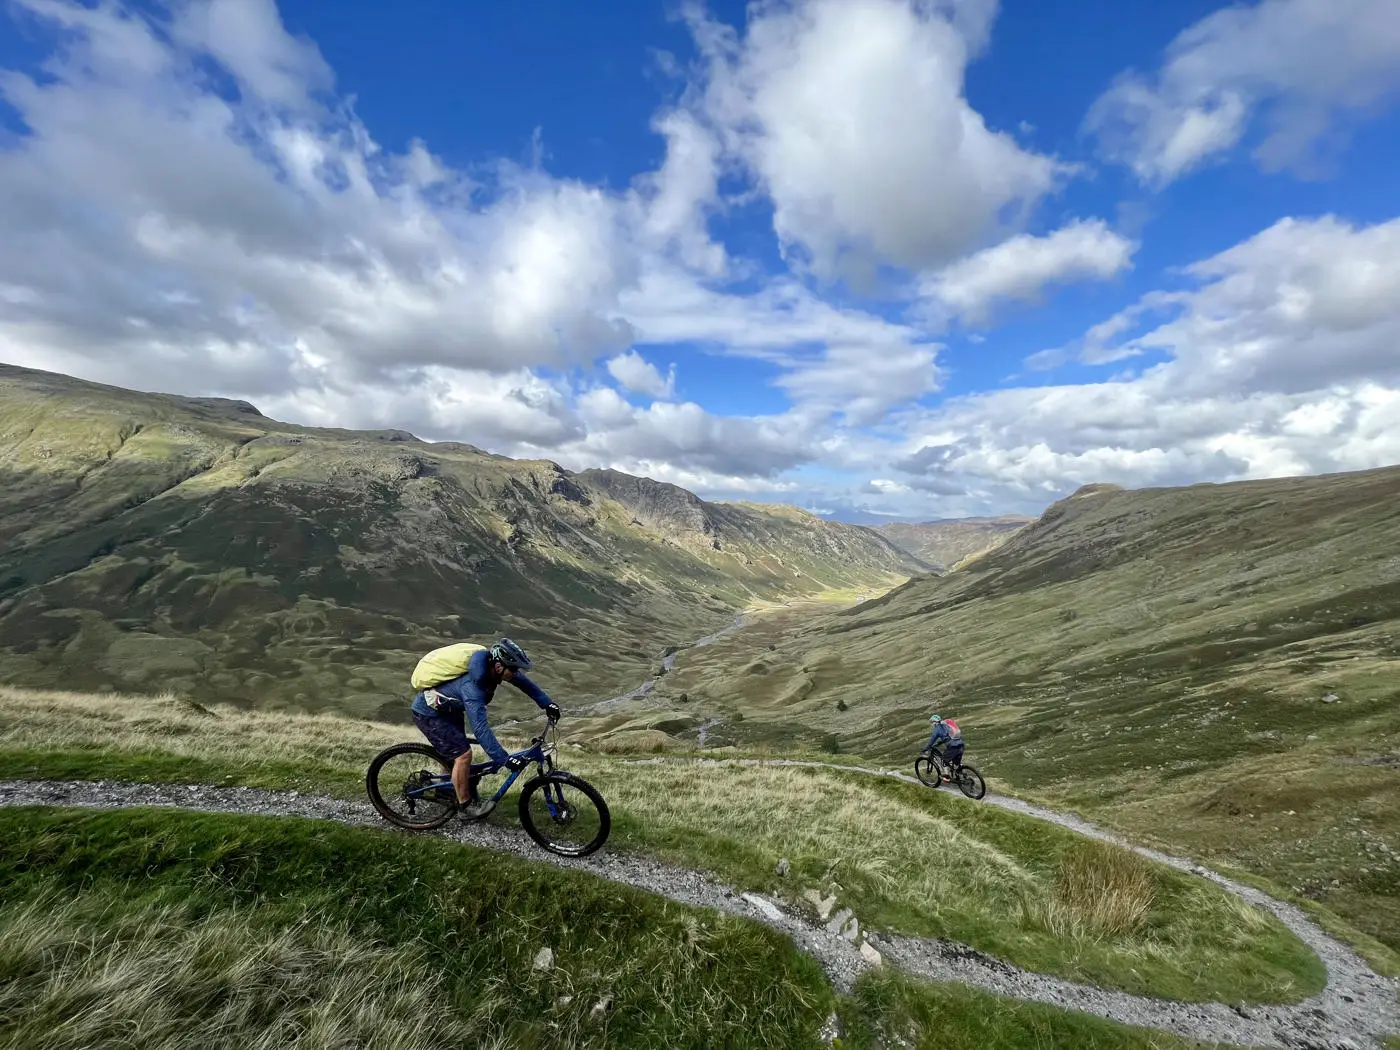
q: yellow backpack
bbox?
[411,642,487,690]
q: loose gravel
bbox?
[1,771,1395,1049]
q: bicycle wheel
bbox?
[954,764,987,800]
[366,743,458,830]
[914,754,945,788]
[518,772,611,857]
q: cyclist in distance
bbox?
[921,713,964,771]
[411,638,560,818]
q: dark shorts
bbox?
[413,711,473,760]
[943,742,965,765]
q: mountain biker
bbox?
[921,714,964,772]
[410,638,560,818]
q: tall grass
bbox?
[0,891,450,1050]
[0,807,833,1050]
[1025,840,1158,940]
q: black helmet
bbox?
[489,637,532,671]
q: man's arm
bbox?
[510,671,554,710]
[463,699,511,765]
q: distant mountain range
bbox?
[872,516,1034,571]
[0,363,928,716]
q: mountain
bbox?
[647,468,1400,951]
[0,364,926,717]
[874,515,1033,571]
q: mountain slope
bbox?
[874,515,1033,571]
[0,364,924,715]
[647,467,1400,950]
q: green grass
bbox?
[839,970,1227,1050]
[583,763,1323,1005]
[0,807,833,1050]
[0,686,1325,1007]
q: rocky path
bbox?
[1,773,1394,1049]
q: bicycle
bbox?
[365,715,611,857]
[914,746,987,800]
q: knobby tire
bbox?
[366,742,457,830]
[518,772,611,857]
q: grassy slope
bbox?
[0,686,1324,1006]
[0,364,919,715]
[647,467,1400,955]
[0,807,832,1050]
[874,516,1033,572]
[0,807,1229,1050]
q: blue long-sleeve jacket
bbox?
[411,648,553,763]
[925,720,962,749]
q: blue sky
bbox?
[2,0,1399,521]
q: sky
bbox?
[2,0,1399,522]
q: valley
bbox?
[0,364,924,718]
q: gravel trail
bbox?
[1,772,1395,1049]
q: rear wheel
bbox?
[366,743,457,830]
[954,764,987,800]
[914,754,944,788]
[518,772,611,857]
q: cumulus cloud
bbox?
[685,0,1067,280]
[606,350,676,399]
[922,220,1137,326]
[0,0,638,395]
[1086,0,1400,185]
[886,213,1400,512]
[0,0,945,489]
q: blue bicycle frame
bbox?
[404,729,562,808]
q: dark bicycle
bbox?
[914,745,987,799]
[365,716,611,857]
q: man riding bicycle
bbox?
[410,638,560,818]
[921,714,964,771]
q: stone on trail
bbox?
[803,888,838,920]
[825,908,859,941]
[740,892,785,922]
[532,946,554,971]
[860,940,883,966]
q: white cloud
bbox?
[170,0,333,109]
[1110,215,1400,394]
[606,350,676,399]
[774,343,941,427]
[1087,0,1400,185]
[887,213,1400,511]
[0,0,973,494]
[0,0,639,393]
[687,0,1067,279]
[922,220,1136,326]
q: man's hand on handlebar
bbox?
[544,702,561,723]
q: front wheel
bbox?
[518,772,611,857]
[954,764,987,800]
[914,754,944,788]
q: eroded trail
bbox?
[1,774,1395,1049]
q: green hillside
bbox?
[0,365,924,718]
[874,515,1033,572]
[640,468,1400,950]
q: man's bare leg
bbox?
[452,749,473,804]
